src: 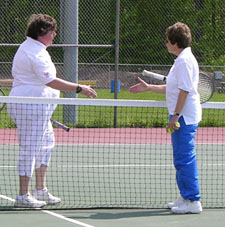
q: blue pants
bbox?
[170,116,200,201]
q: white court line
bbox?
[0,194,15,202]
[0,166,16,168]
[56,142,225,146]
[42,210,95,227]
[57,164,174,168]
[57,163,225,169]
[2,163,225,169]
[0,195,95,227]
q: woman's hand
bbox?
[129,77,149,93]
[80,85,97,98]
[166,115,180,133]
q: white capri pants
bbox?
[7,102,57,178]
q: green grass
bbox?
[1,89,225,128]
[208,92,225,102]
[81,89,225,102]
[79,89,166,101]
[51,90,225,128]
[52,104,168,128]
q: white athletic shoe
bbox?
[171,200,202,214]
[32,188,61,205]
[14,193,47,208]
[168,197,185,209]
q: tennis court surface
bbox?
[0,97,225,226]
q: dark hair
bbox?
[26,14,57,40]
[166,22,192,48]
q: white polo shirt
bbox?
[10,37,59,98]
[166,47,202,125]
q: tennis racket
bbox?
[51,119,70,132]
[142,70,215,104]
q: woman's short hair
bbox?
[26,14,57,40]
[166,22,192,48]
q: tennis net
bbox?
[0,96,225,210]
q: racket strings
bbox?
[198,73,215,104]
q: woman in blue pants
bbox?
[129,22,202,214]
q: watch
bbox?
[76,85,82,93]
[174,112,180,116]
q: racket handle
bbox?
[142,70,166,81]
[51,119,70,132]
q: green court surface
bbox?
[1,138,225,226]
[0,208,225,227]
[1,143,225,209]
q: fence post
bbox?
[61,0,79,124]
[114,0,120,128]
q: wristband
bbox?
[76,85,82,93]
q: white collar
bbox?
[26,37,47,49]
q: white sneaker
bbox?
[168,197,185,208]
[14,193,47,208]
[171,200,202,214]
[32,188,61,205]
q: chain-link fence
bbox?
[0,0,116,94]
[0,0,224,96]
[0,0,225,211]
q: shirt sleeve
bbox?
[31,50,57,85]
[176,60,193,93]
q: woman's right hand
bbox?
[80,85,97,98]
[129,77,149,93]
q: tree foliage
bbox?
[0,0,224,66]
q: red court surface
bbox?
[0,127,225,144]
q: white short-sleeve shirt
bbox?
[10,37,59,98]
[166,47,202,125]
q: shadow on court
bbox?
[68,209,171,219]
[57,208,225,227]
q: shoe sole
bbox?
[171,209,202,214]
[32,195,61,205]
[46,200,61,205]
[14,203,46,208]
[172,211,202,214]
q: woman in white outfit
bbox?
[7,14,97,208]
